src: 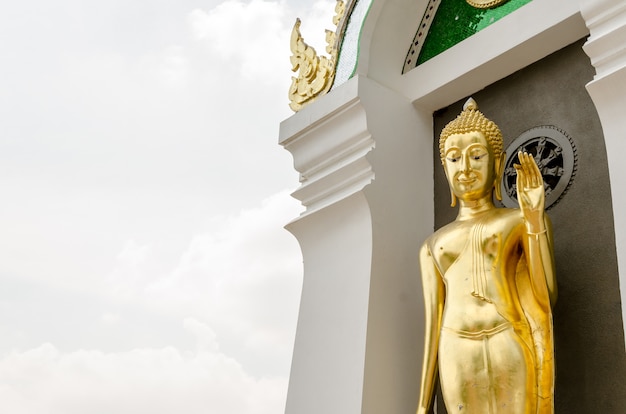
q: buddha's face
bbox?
[443,131,501,203]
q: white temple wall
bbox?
[581,0,626,344]
[281,74,433,413]
[284,192,372,414]
[358,78,432,414]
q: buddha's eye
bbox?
[471,152,486,161]
[447,156,459,163]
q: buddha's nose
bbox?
[460,153,472,173]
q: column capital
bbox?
[280,77,374,216]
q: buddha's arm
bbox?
[524,214,557,306]
[416,243,445,414]
[524,215,557,308]
[515,151,557,309]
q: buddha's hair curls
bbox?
[439,98,503,164]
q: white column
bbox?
[580,0,626,342]
[280,75,433,413]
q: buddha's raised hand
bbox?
[515,151,546,231]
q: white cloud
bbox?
[100,312,121,325]
[117,240,151,266]
[187,0,336,83]
[0,0,337,410]
[106,240,155,299]
[103,190,303,376]
[188,0,290,83]
[184,317,219,352]
[0,319,287,414]
[299,0,340,51]
[159,46,190,86]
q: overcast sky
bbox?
[0,1,335,412]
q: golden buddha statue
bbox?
[416,98,557,414]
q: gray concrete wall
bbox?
[432,39,626,414]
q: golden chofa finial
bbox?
[288,1,345,112]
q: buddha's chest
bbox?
[431,215,522,278]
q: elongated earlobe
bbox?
[494,152,506,201]
[494,181,502,201]
[443,168,457,207]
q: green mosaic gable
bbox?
[417,0,533,65]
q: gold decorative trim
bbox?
[288,1,345,112]
[466,0,510,8]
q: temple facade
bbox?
[280,1,626,412]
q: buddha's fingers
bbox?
[521,152,540,189]
[517,152,530,189]
[525,153,537,188]
[519,153,528,188]
[529,153,542,188]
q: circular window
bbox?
[500,126,577,210]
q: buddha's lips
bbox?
[457,177,477,184]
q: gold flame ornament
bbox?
[288,1,345,112]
